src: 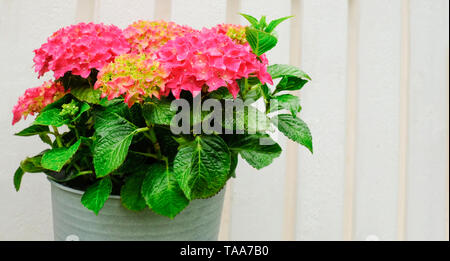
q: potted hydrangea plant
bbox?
[12,14,313,241]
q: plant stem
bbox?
[72,162,82,172]
[52,126,63,148]
[148,127,163,159]
[129,150,159,159]
[77,170,93,176]
[68,124,80,139]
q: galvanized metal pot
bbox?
[49,180,225,241]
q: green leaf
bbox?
[72,102,90,121]
[40,94,72,113]
[13,167,25,191]
[15,125,49,136]
[154,127,180,162]
[120,171,147,211]
[116,153,149,175]
[239,78,265,102]
[269,94,302,116]
[39,133,53,146]
[142,98,176,125]
[34,108,68,127]
[227,134,282,169]
[93,111,137,177]
[81,177,112,215]
[260,84,271,101]
[100,99,131,119]
[224,105,271,133]
[173,135,231,200]
[70,85,101,104]
[142,163,189,218]
[41,139,82,172]
[265,16,293,33]
[239,13,259,27]
[267,64,311,81]
[271,114,313,153]
[258,15,267,29]
[245,27,278,56]
[20,154,45,173]
[207,87,233,99]
[274,76,308,94]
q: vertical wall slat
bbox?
[75,0,96,23]
[0,0,79,240]
[343,0,359,241]
[397,0,410,241]
[446,50,449,242]
[406,0,449,240]
[230,0,291,240]
[154,0,172,20]
[446,51,449,242]
[354,0,402,241]
[282,0,302,241]
[295,0,348,241]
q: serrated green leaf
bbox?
[121,171,147,211]
[265,16,293,33]
[154,127,180,162]
[13,167,24,191]
[101,99,131,119]
[81,177,112,215]
[227,134,281,169]
[268,94,302,116]
[274,76,308,94]
[224,105,271,133]
[245,27,278,56]
[34,108,68,127]
[93,111,137,177]
[239,13,259,27]
[142,99,176,125]
[207,86,233,99]
[15,125,49,136]
[173,135,231,200]
[267,64,311,81]
[70,85,101,104]
[271,114,313,153]
[41,139,82,172]
[142,163,189,218]
[260,84,271,99]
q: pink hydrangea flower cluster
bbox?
[212,24,247,44]
[156,29,273,99]
[94,53,167,107]
[33,22,130,79]
[12,81,67,125]
[124,20,196,56]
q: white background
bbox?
[0,0,448,241]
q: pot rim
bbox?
[47,178,121,199]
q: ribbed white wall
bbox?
[0,0,448,241]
